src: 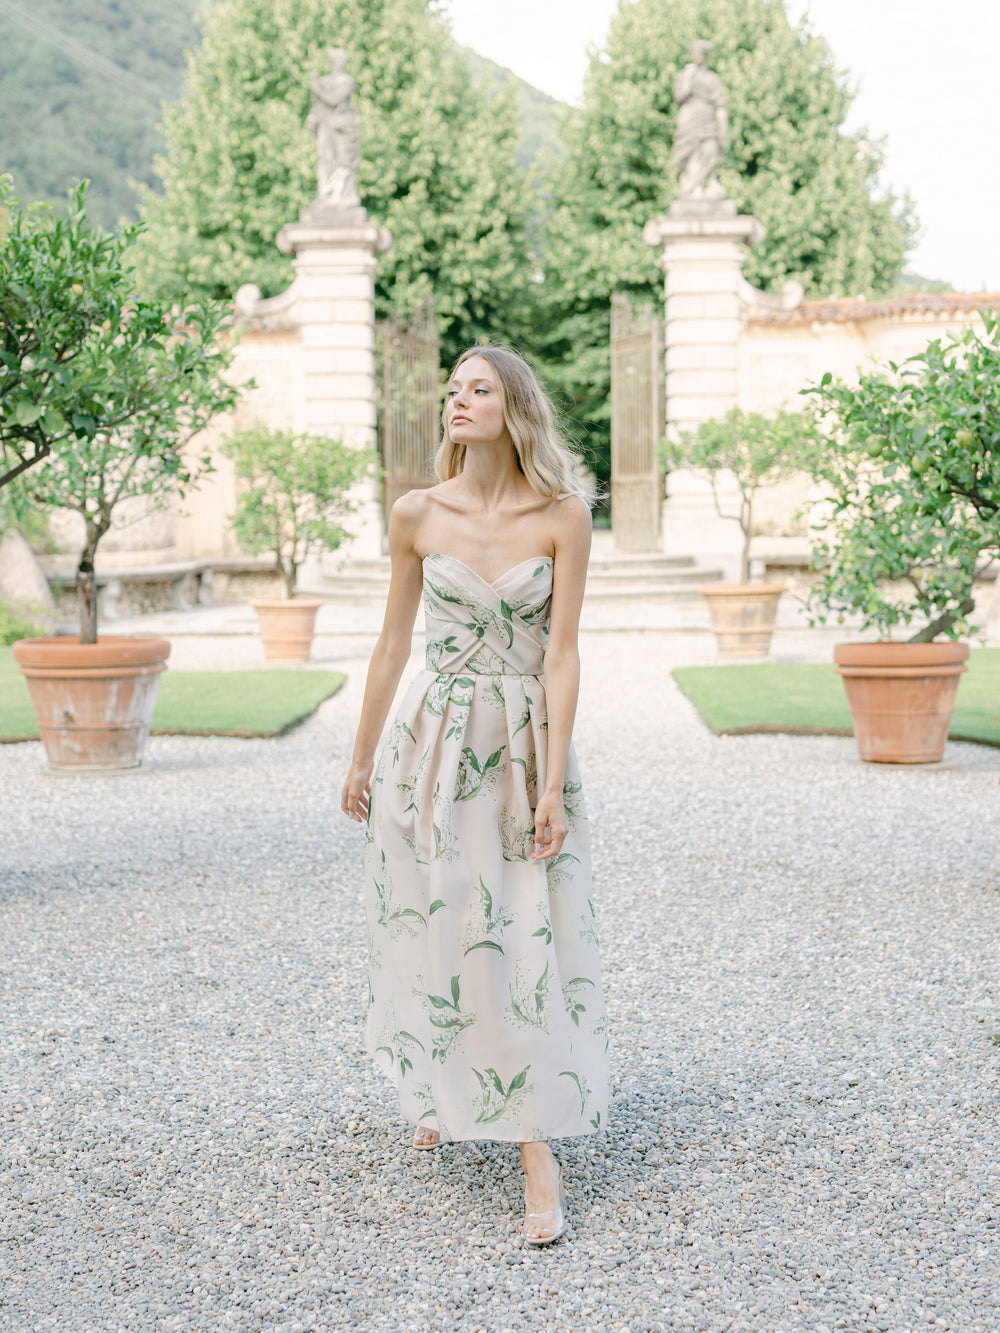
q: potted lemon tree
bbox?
[667,408,819,657]
[222,421,371,663]
[804,311,1000,763]
[4,181,240,771]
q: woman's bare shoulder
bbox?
[549,492,593,535]
[391,483,455,523]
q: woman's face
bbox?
[445,356,510,449]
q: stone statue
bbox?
[671,40,728,202]
[307,47,363,212]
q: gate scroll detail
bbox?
[378,304,440,518]
[610,292,663,552]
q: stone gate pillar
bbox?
[643,204,761,581]
[643,203,803,581]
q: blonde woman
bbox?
[342,346,608,1246]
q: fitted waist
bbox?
[427,660,542,678]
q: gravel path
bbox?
[2,633,999,1332]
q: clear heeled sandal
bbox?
[412,1124,441,1150]
[523,1163,567,1246]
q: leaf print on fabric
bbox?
[545,851,581,889]
[466,644,515,675]
[562,778,585,829]
[506,592,551,628]
[429,782,460,863]
[424,574,514,649]
[593,1013,610,1055]
[579,898,600,949]
[507,684,532,739]
[531,920,552,946]
[486,676,507,711]
[413,1083,439,1124]
[455,744,507,802]
[396,746,431,815]
[511,750,538,798]
[499,806,534,862]
[472,1064,531,1124]
[559,1070,592,1116]
[366,927,383,979]
[425,633,462,672]
[443,677,476,741]
[544,847,584,890]
[507,961,552,1031]
[372,851,426,939]
[562,975,596,1027]
[373,1010,425,1080]
[462,877,514,956]
[385,719,416,767]
[415,973,477,1063]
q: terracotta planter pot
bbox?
[250,597,323,664]
[699,583,785,659]
[12,636,171,773]
[834,640,969,764]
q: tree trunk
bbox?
[78,557,98,644]
[740,495,753,584]
[77,519,105,644]
[907,596,974,644]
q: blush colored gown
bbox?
[364,553,608,1142]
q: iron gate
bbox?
[610,292,663,551]
[378,304,440,517]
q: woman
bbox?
[341,345,608,1246]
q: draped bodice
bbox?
[422,554,551,677]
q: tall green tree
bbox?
[534,0,917,483]
[135,0,533,366]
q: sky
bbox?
[446,0,1000,293]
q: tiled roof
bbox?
[747,292,1000,325]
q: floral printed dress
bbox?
[364,553,609,1143]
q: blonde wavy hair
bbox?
[435,345,594,504]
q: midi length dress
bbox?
[364,553,609,1143]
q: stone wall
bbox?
[668,291,1000,581]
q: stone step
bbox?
[303,560,725,606]
[342,552,696,578]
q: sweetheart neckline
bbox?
[422,553,553,588]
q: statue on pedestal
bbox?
[671,40,728,203]
[306,47,364,217]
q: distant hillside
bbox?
[460,46,563,175]
[0,0,206,226]
[0,0,563,227]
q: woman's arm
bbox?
[341,493,426,822]
[531,495,591,860]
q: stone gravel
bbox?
[2,629,999,1332]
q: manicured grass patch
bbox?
[673,647,1000,747]
[0,649,345,741]
[151,670,346,737]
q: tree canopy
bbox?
[135,0,534,367]
[532,0,917,483]
[1,181,239,642]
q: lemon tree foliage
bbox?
[222,422,371,599]
[533,0,916,483]
[1,182,239,643]
[667,408,820,582]
[805,312,1000,642]
[136,0,533,367]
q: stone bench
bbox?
[45,557,283,621]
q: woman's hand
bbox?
[342,758,374,823]
[530,792,568,860]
